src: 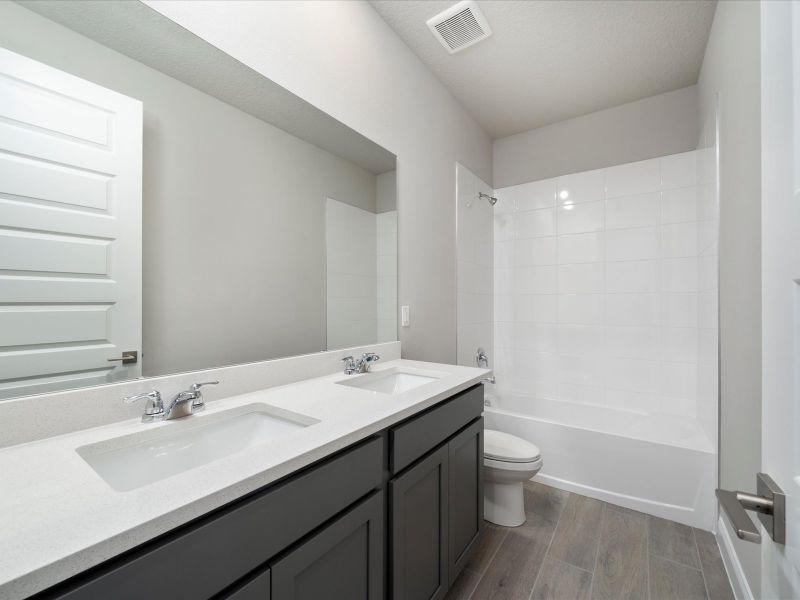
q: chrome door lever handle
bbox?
[716,472,785,544]
[107,350,138,365]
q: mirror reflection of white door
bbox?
[761,2,800,597]
[0,47,142,398]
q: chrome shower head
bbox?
[479,192,498,206]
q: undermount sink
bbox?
[336,367,443,395]
[77,404,319,492]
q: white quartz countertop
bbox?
[0,359,488,600]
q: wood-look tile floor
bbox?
[446,481,735,600]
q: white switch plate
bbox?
[401,305,410,327]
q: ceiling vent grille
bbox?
[426,1,492,54]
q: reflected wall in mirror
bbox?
[0,0,397,400]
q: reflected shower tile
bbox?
[661,151,697,190]
[661,187,699,224]
[605,157,660,198]
[604,326,660,360]
[606,294,659,326]
[557,294,604,325]
[557,263,604,294]
[605,227,659,261]
[661,223,698,258]
[606,260,659,293]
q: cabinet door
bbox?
[224,568,270,600]
[390,444,449,600]
[271,491,384,600]
[447,418,484,584]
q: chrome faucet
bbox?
[476,347,496,385]
[341,352,380,375]
[123,381,219,423]
[164,381,219,420]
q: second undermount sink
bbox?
[77,404,319,492]
[336,367,443,395]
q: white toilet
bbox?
[483,429,543,527]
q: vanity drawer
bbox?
[45,436,383,600]
[390,384,483,474]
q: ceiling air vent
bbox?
[426,1,492,55]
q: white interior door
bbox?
[761,2,800,597]
[0,46,142,398]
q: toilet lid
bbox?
[484,429,541,463]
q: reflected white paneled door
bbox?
[0,47,142,398]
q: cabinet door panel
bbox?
[223,568,270,600]
[448,418,483,584]
[390,444,449,600]
[271,491,384,600]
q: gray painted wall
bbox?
[145,0,494,364]
[0,2,379,376]
[493,86,700,187]
[697,0,762,592]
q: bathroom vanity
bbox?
[0,360,487,600]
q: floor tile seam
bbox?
[691,527,711,600]
[525,497,565,600]
[465,527,510,600]
[587,502,609,599]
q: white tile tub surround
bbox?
[456,163,494,367]
[325,198,378,349]
[376,210,398,342]
[0,340,401,449]
[493,150,719,440]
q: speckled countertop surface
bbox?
[0,359,488,600]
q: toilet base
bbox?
[484,480,526,527]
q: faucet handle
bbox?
[361,352,380,362]
[341,356,356,375]
[123,390,164,422]
[188,381,219,409]
[190,381,219,392]
[123,390,160,404]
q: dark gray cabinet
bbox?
[36,385,484,600]
[447,418,483,585]
[272,491,384,600]
[388,387,484,600]
[390,445,449,600]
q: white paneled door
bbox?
[761,2,800,597]
[0,47,142,398]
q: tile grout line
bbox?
[692,527,712,600]
[648,550,706,573]
[526,490,570,600]
[587,501,608,599]
[464,527,510,600]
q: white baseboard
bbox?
[535,472,709,529]
[717,515,755,600]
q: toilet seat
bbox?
[484,429,540,463]
[484,456,543,472]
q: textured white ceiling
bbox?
[371,0,716,139]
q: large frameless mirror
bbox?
[0,0,397,400]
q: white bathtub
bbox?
[483,390,717,530]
